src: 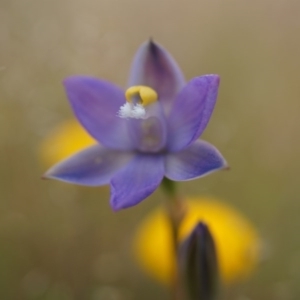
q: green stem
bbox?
[161,178,187,300]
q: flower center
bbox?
[118,86,158,119]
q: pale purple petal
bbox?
[43,145,134,186]
[164,140,227,181]
[167,75,220,152]
[110,154,164,210]
[128,40,185,113]
[64,76,133,150]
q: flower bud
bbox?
[179,222,219,300]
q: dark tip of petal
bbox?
[62,76,78,88]
[110,199,122,212]
[62,77,71,85]
[207,74,220,86]
[148,40,159,59]
[214,75,220,86]
[220,158,230,171]
[41,167,60,181]
[203,74,221,89]
[144,41,172,78]
[110,197,129,212]
[41,174,50,180]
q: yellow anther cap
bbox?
[125,86,158,106]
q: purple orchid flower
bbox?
[44,40,227,211]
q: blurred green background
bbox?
[1,0,300,299]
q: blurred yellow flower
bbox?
[39,119,96,167]
[133,197,260,285]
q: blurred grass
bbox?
[1,0,300,299]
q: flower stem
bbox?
[161,178,187,300]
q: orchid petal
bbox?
[167,75,220,152]
[64,76,133,150]
[128,40,185,113]
[110,154,164,210]
[165,140,227,181]
[128,102,167,153]
[43,145,133,186]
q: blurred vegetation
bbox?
[1,0,300,299]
